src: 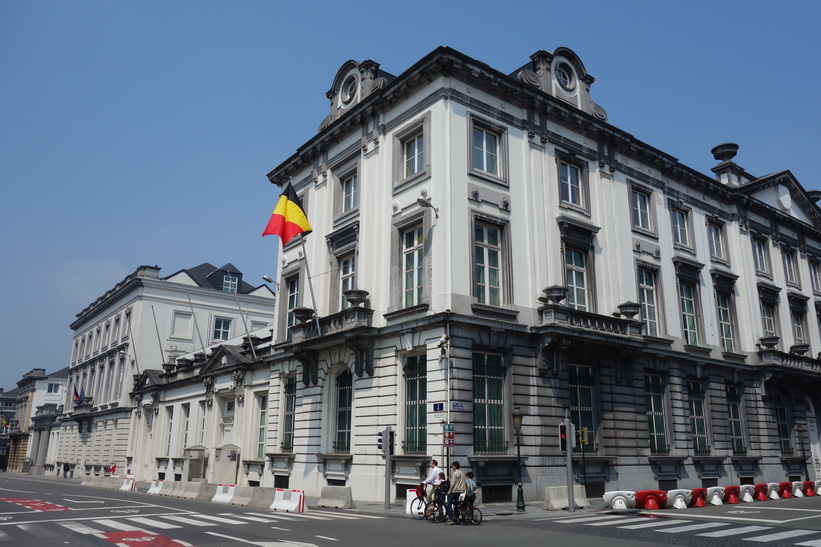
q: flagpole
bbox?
[300,237,323,337]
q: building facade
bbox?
[54,263,275,479]
[255,46,821,504]
[5,368,67,474]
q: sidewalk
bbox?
[314,495,609,522]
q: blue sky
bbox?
[1,1,818,388]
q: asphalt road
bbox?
[5,473,821,546]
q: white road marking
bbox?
[0,530,11,541]
[619,519,692,529]
[93,519,152,532]
[585,517,641,526]
[205,531,318,546]
[17,523,57,537]
[126,516,182,529]
[270,526,291,532]
[657,522,729,533]
[159,515,217,527]
[743,529,818,542]
[174,513,247,525]
[699,525,772,537]
[58,522,105,534]
[555,514,632,524]
[222,512,295,521]
[315,536,338,541]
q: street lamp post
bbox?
[512,406,525,512]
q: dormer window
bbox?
[223,274,238,293]
[555,63,576,92]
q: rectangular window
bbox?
[631,189,652,231]
[679,282,699,345]
[775,394,792,454]
[166,407,174,457]
[560,161,582,207]
[112,316,120,343]
[473,353,505,453]
[565,248,588,311]
[404,132,424,178]
[212,318,231,341]
[569,365,594,453]
[761,301,777,337]
[199,402,207,444]
[671,209,690,247]
[285,276,299,339]
[340,254,356,310]
[752,237,770,275]
[282,377,296,452]
[716,292,735,353]
[638,268,659,337]
[645,374,667,454]
[688,381,709,455]
[47,383,61,394]
[474,223,501,306]
[182,404,190,448]
[791,311,806,344]
[257,394,267,459]
[783,250,799,286]
[403,225,424,308]
[342,172,358,212]
[404,355,427,454]
[472,126,499,176]
[811,262,821,293]
[708,223,726,261]
[334,370,352,453]
[726,386,745,454]
[223,274,238,293]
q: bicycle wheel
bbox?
[470,506,482,525]
[426,500,446,523]
[409,497,427,520]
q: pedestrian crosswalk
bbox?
[553,513,821,545]
[0,509,384,542]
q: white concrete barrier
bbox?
[230,486,255,506]
[792,481,805,498]
[666,489,692,509]
[195,483,218,502]
[706,486,725,506]
[271,489,307,512]
[405,489,419,515]
[543,485,589,510]
[211,484,236,504]
[739,484,755,503]
[119,474,136,492]
[248,487,278,509]
[603,490,636,510]
[767,482,780,500]
[317,486,352,509]
[158,480,177,497]
[181,482,205,500]
[147,480,163,495]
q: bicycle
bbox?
[453,494,482,525]
[409,483,427,520]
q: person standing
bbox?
[446,461,466,524]
[422,459,441,500]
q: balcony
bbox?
[289,305,374,344]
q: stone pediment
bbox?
[199,345,253,374]
[132,370,165,392]
[740,171,821,227]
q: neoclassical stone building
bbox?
[127,46,821,505]
[54,263,275,479]
[252,45,821,504]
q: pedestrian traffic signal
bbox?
[388,429,395,455]
[377,431,385,454]
[559,424,567,453]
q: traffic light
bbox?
[377,430,385,454]
[559,423,567,453]
[388,429,395,455]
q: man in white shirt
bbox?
[422,459,441,500]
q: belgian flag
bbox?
[262,183,313,245]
